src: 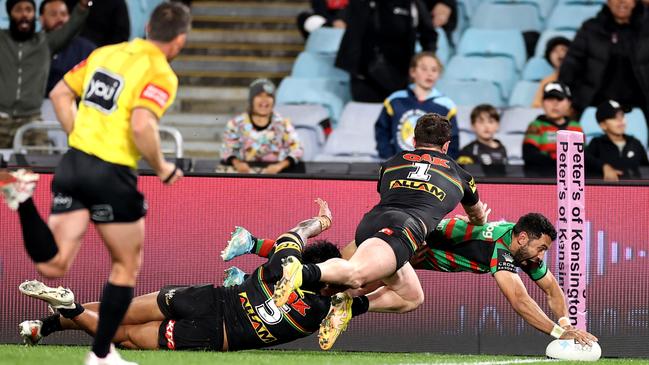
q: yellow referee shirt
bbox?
[63,38,178,169]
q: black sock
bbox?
[58,302,85,319]
[17,198,58,262]
[92,283,133,358]
[351,295,369,317]
[302,263,321,284]
[40,313,63,336]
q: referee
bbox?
[2,3,190,364]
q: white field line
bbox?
[396,358,558,365]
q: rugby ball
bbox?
[546,339,601,361]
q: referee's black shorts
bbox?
[355,206,426,269]
[50,148,147,223]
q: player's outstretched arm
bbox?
[289,198,332,244]
[534,271,570,325]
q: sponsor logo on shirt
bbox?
[83,68,124,113]
[397,109,427,151]
[380,228,394,236]
[52,193,73,209]
[140,83,170,109]
[389,179,446,201]
[239,292,277,343]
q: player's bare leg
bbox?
[35,210,91,278]
[367,263,424,313]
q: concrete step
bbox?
[187,29,302,44]
[183,140,222,159]
[193,15,297,30]
[177,72,287,88]
[192,2,307,18]
[161,113,231,142]
[181,42,303,57]
[170,86,248,114]
[172,55,294,73]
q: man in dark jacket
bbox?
[586,100,649,180]
[559,0,649,127]
[335,0,437,102]
[65,0,129,47]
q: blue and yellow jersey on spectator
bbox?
[63,38,178,169]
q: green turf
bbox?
[0,345,646,365]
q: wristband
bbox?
[558,316,571,327]
[163,165,178,184]
[317,215,332,231]
[551,324,566,339]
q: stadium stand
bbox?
[470,2,543,32]
[127,0,165,39]
[509,80,540,107]
[457,28,527,72]
[522,57,554,81]
[276,77,349,124]
[304,27,344,55]
[291,52,349,81]
[445,55,518,100]
[546,3,601,31]
[437,78,506,107]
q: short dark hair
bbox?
[413,113,452,148]
[148,2,191,42]
[39,0,66,15]
[302,240,341,265]
[470,104,500,124]
[513,213,557,241]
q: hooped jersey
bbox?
[376,149,480,234]
[411,218,548,281]
[221,232,331,351]
[63,38,178,168]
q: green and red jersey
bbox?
[410,218,548,281]
[523,115,583,160]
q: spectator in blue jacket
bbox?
[375,52,459,159]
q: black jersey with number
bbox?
[376,149,480,234]
[221,233,331,351]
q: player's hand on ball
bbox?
[560,328,598,346]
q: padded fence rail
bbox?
[0,176,647,357]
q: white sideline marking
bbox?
[399,358,557,365]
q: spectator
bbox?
[586,100,649,181]
[40,0,96,95]
[297,0,348,39]
[221,79,304,174]
[532,36,571,108]
[457,104,507,166]
[65,0,129,47]
[0,0,89,149]
[559,0,649,125]
[335,0,437,102]
[422,0,457,46]
[523,82,583,177]
[375,52,459,159]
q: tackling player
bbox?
[272,113,489,348]
[18,199,347,352]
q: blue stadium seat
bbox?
[338,101,383,131]
[455,105,475,133]
[470,2,543,32]
[522,57,553,81]
[497,132,525,164]
[437,78,506,107]
[128,0,165,39]
[314,128,379,162]
[580,107,648,148]
[276,77,348,123]
[291,52,349,81]
[415,28,452,65]
[508,80,540,107]
[0,1,8,29]
[305,27,345,55]
[499,106,543,134]
[445,55,518,100]
[457,28,527,71]
[546,4,601,31]
[534,29,576,57]
[487,0,557,19]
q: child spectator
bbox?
[221,79,304,174]
[532,36,571,108]
[375,52,459,159]
[586,100,649,181]
[457,104,507,166]
[523,82,583,176]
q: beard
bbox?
[9,17,36,42]
[513,245,542,270]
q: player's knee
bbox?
[36,261,70,278]
[109,262,140,286]
[400,290,425,313]
[347,268,368,289]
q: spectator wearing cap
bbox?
[221,79,304,174]
[0,0,90,148]
[532,36,571,108]
[586,100,649,181]
[523,82,583,177]
[559,0,649,127]
[40,0,96,95]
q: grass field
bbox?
[0,346,647,365]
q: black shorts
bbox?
[355,207,426,269]
[157,285,225,351]
[50,148,146,223]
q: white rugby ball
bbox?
[546,339,601,361]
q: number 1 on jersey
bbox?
[408,162,431,181]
